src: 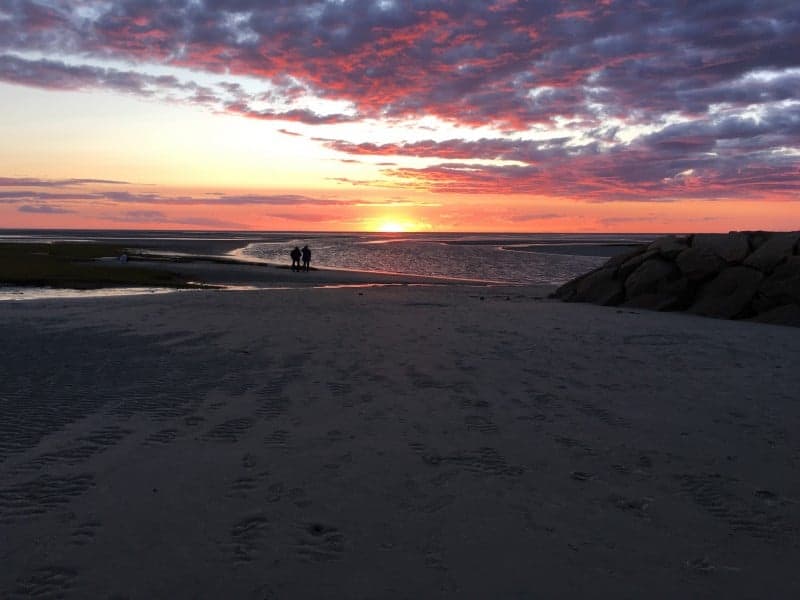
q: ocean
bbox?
[1,230,657,288]
[236,232,655,285]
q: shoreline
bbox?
[0,239,508,298]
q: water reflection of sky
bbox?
[241,234,632,285]
[0,287,177,302]
[0,283,445,302]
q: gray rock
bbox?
[745,231,772,251]
[574,267,625,305]
[659,276,694,309]
[647,235,689,259]
[552,273,583,301]
[756,256,800,307]
[625,258,678,299]
[617,249,660,280]
[554,231,799,326]
[750,303,800,327]
[693,232,751,263]
[744,232,800,273]
[676,247,725,281]
[623,293,680,311]
[603,245,647,270]
[622,293,669,310]
[689,266,764,319]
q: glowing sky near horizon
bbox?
[0,1,798,232]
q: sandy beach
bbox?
[2,262,799,598]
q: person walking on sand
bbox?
[290,246,301,272]
[301,245,311,272]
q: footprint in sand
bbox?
[418,446,524,478]
[0,474,95,523]
[229,514,270,564]
[69,520,102,546]
[264,429,291,450]
[257,396,290,420]
[11,566,78,599]
[144,428,178,446]
[464,415,498,434]
[226,471,270,500]
[201,417,256,443]
[678,473,790,542]
[293,522,345,562]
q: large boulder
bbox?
[750,304,800,327]
[554,232,800,327]
[744,231,773,251]
[689,266,764,319]
[693,232,751,263]
[617,249,660,280]
[574,267,625,305]
[647,235,690,259]
[624,279,691,310]
[676,247,725,281]
[622,294,674,311]
[624,258,679,299]
[754,256,800,310]
[552,272,584,301]
[603,245,648,270]
[744,232,800,273]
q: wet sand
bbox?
[503,243,643,257]
[1,267,799,598]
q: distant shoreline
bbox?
[501,243,644,257]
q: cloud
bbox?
[0,177,129,187]
[264,211,339,223]
[17,204,75,214]
[3,2,797,128]
[0,54,202,98]
[0,183,389,209]
[101,210,246,228]
[0,54,353,125]
[320,103,800,200]
[0,1,798,201]
[225,104,359,125]
[95,191,356,206]
[507,213,564,222]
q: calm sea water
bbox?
[237,232,656,285]
[0,230,657,287]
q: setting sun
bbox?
[376,220,407,233]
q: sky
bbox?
[0,0,798,233]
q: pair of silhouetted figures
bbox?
[290,245,311,272]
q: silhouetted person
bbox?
[301,245,311,272]
[290,246,301,272]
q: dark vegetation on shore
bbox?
[0,242,203,289]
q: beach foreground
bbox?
[1,281,799,598]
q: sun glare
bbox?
[376,220,407,233]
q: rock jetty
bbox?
[553,232,800,327]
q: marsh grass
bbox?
[0,242,198,289]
